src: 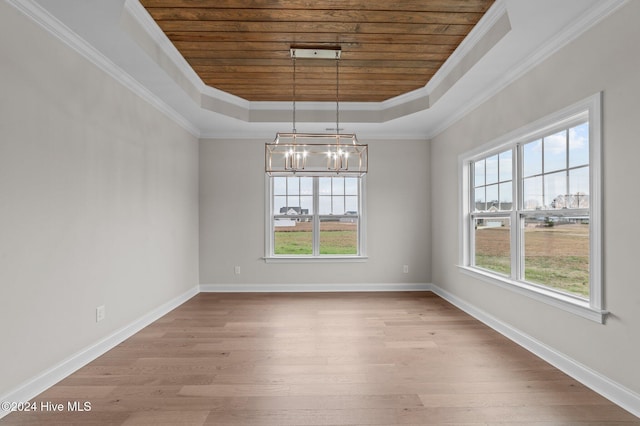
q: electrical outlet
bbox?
[96,305,105,322]
[403,265,409,274]
[234,266,241,275]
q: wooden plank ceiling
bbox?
[141,0,495,102]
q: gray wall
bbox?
[199,138,431,286]
[431,1,640,394]
[0,2,199,396]
[5,0,638,411]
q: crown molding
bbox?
[6,0,201,137]
[426,0,630,139]
[424,0,509,98]
[123,0,250,110]
[120,0,509,125]
[378,0,509,111]
[122,0,201,88]
[10,0,628,137]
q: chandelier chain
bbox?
[292,54,296,133]
[336,51,340,135]
[265,47,367,176]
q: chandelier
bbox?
[265,47,368,176]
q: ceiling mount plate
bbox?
[291,48,341,59]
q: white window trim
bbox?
[264,175,367,262]
[458,93,607,323]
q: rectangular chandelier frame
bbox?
[265,46,368,177]
[265,132,368,176]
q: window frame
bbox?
[265,175,368,263]
[458,93,606,323]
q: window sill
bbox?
[458,266,608,324]
[264,256,368,264]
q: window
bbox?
[266,176,366,260]
[460,94,604,322]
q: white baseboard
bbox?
[0,286,199,419]
[199,282,432,293]
[430,283,640,419]
[3,282,638,421]
[0,282,428,419]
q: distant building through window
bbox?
[266,176,366,258]
[459,94,604,322]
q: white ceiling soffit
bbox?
[10,0,630,139]
[121,0,511,125]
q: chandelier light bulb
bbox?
[265,48,367,176]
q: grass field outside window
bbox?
[268,176,364,258]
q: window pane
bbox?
[319,177,332,195]
[345,196,358,214]
[544,171,567,209]
[286,196,301,213]
[270,175,365,258]
[474,187,486,211]
[320,218,357,255]
[464,105,598,308]
[332,177,345,195]
[319,195,331,215]
[332,196,345,215]
[523,176,543,210]
[523,140,542,177]
[474,218,510,276]
[485,154,499,185]
[499,181,512,210]
[523,215,589,298]
[274,177,287,195]
[345,178,358,195]
[274,196,286,215]
[544,130,567,173]
[499,150,512,182]
[300,196,313,215]
[569,122,589,168]
[486,184,499,211]
[474,160,485,187]
[569,167,589,208]
[300,177,313,195]
[287,177,300,194]
[274,220,312,255]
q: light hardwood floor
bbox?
[4,292,639,425]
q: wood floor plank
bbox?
[239,394,424,410]
[121,410,209,425]
[418,390,623,408]
[4,292,638,425]
[202,407,400,425]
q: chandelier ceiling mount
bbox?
[265,47,368,176]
